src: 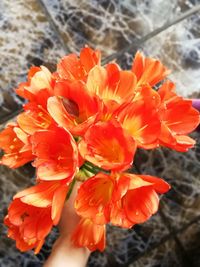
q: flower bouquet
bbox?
[1,47,199,253]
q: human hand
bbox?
[44,181,90,267]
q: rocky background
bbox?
[0,1,200,266]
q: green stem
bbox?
[83,164,98,174]
[84,161,110,174]
[85,161,100,170]
[66,178,76,200]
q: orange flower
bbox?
[0,124,34,168]
[55,46,101,82]
[131,51,170,87]
[32,127,78,181]
[115,86,161,149]
[86,64,137,120]
[78,121,136,171]
[16,66,53,104]
[86,64,136,105]
[15,66,40,100]
[4,199,53,254]
[14,180,69,225]
[158,81,200,151]
[71,218,105,252]
[4,215,39,252]
[17,102,54,135]
[75,173,114,224]
[75,172,170,228]
[4,179,70,253]
[3,48,195,254]
[116,174,170,226]
[47,80,101,136]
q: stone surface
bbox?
[0,164,37,267]
[134,131,200,232]
[141,13,200,97]
[88,214,169,266]
[128,239,185,267]
[0,0,200,266]
[0,0,65,121]
[178,219,200,267]
[117,12,200,97]
[42,0,199,57]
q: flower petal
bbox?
[78,121,136,171]
[71,218,106,252]
[75,173,114,224]
[32,127,78,181]
[124,187,159,224]
[14,181,63,208]
[52,185,69,225]
[48,80,101,136]
[5,199,53,253]
[138,175,170,193]
[80,46,101,73]
[132,51,170,86]
[116,98,160,148]
[87,64,136,104]
[110,200,134,228]
[56,47,100,81]
[0,125,34,168]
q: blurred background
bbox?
[0,1,200,266]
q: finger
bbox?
[58,181,81,236]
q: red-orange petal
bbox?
[71,218,106,252]
[4,215,36,252]
[75,173,114,224]
[124,186,159,224]
[158,81,200,144]
[0,124,34,168]
[78,121,136,171]
[132,51,170,86]
[5,199,53,253]
[52,185,69,225]
[32,127,78,181]
[87,65,136,104]
[110,173,169,227]
[56,46,100,82]
[14,181,68,222]
[158,80,176,102]
[14,181,68,226]
[160,134,196,152]
[17,104,53,135]
[138,175,171,193]
[80,46,101,73]
[116,99,160,148]
[160,99,200,135]
[57,54,83,80]
[15,66,41,100]
[48,80,101,136]
[16,66,53,103]
[110,200,134,228]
